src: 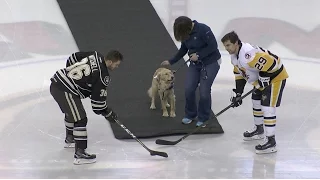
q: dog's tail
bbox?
[147,86,152,98]
[148,87,152,98]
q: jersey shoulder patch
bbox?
[240,45,257,64]
[244,52,252,60]
[103,76,110,86]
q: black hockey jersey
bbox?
[51,51,110,115]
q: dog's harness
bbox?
[161,82,174,100]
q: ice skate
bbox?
[73,148,96,165]
[243,124,264,141]
[64,135,75,148]
[255,135,277,154]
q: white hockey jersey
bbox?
[231,42,288,89]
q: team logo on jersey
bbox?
[262,94,267,101]
[245,53,251,59]
[104,76,110,85]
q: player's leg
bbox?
[182,63,200,124]
[63,93,96,164]
[64,115,75,148]
[255,79,286,154]
[197,60,220,127]
[243,90,265,140]
[50,83,75,147]
[50,83,96,164]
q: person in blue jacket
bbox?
[161,16,221,127]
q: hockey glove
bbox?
[104,107,117,123]
[230,89,242,108]
[258,75,270,89]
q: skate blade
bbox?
[243,135,264,141]
[256,147,277,154]
[73,158,97,165]
[64,143,75,148]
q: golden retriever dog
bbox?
[147,67,176,117]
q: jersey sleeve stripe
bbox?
[233,66,240,74]
[72,53,78,62]
[53,70,86,98]
[235,75,244,80]
[233,66,244,80]
[57,70,76,89]
[91,99,106,103]
[91,100,107,110]
[266,59,277,72]
[70,53,76,64]
[54,74,79,96]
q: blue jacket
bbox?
[169,20,221,66]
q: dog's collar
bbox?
[159,82,174,91]
[167,82,174,90]
[160,82,174,100]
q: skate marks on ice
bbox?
[0,80,320,178]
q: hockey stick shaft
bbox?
[215,88,256,117]
[113,118,168,157]
[155,88,256,145]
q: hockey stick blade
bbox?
[155,88,256,145]
[150,150,168,158]
[112,118,169,158]
[155,139,180,145]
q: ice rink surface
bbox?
[1,0,320,178]
[0,0,320,179]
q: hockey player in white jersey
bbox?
[221,31,289,154]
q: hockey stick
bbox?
[155,88,256,145]
[112,118,168,158]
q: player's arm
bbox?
[90,85,108,115]
[233,66,246,94]
[66,51,94,67]
[230,66,247,108]
[90,77,117,123]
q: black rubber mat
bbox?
[108,95,224,139]
[57,0,224,139]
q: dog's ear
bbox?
[153,74,160,82]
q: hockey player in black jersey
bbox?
[50,50,123,165]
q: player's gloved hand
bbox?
[230,89,242,108]
[104,107,117,123]
[258,74,270,89]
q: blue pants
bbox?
[184,60,220,122]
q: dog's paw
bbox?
[166,103,170,107]
[162,112,169,117]
[170,112,176,118]
[150,104,156,110]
